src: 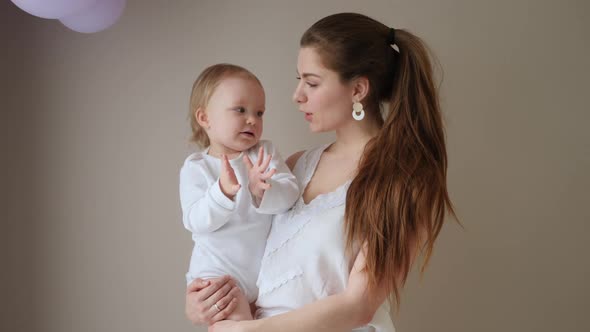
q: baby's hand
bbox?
[219,154,241,200]
[244,146,276,201]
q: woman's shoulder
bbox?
[286,150,305,171]
[286,144,329,171]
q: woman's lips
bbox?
[304,113,312,122]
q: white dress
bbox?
[255,144,395,332]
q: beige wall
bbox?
[1,0,588,331]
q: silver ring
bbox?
[214,303,221,312]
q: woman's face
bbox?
[293,47,354,133]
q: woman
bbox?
[185,12,456,331]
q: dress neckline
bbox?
[297,143,353,208]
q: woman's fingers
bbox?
[210,298,239,323]
[195,276,232,301]
[185,276,236,326]
[207,286,241,323]
[187,278,210,294]
[203,283,234,309]
[214,286,240,310]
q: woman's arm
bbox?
[211,248,389,332]
[211,237,423,332]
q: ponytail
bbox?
[346,29,456,307]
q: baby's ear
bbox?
[195,108,209,129]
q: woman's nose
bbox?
[292,83,305,104]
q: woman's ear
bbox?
[351,76,370,103]
[195,108,209,129]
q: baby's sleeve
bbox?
[253,141,300,215]
[179,157,236,233]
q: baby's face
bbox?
[205,76,265,152]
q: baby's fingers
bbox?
[222,155,234,174]
[230,184,241,195]
[243,155,254,171]
[260,154,272,172]
[220,155,228,171]
[222,155,238,181]
[262,168,277,180]
[257,146,264,167]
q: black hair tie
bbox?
[387,28,396,45]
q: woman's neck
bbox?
[329,117,381,158]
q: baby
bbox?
[179,63,299,321]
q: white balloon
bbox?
[59,0,126,34]
[10,0,98,19]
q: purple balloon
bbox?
[10,0,98,19]
[59,0,126,33]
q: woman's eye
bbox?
[306,82,318,88]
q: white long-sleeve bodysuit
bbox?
[179,140,299,303]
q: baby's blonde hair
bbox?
[188,63,263,147]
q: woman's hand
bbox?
[185,276,241,325]
[244,146,276,200]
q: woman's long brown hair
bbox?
[301,13,457,308]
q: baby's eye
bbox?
[235,107,246,113]
[257,111,264,117]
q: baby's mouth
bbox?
[240,131,255,138]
